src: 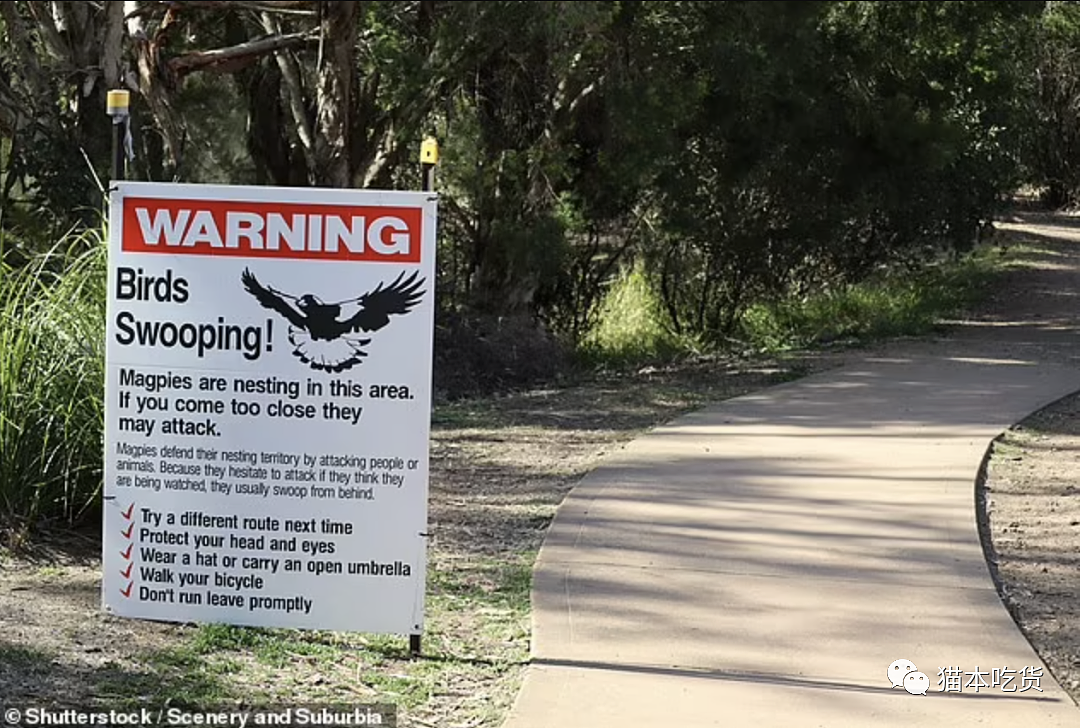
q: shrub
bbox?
[579,262,694,366]
[0,230,106,534]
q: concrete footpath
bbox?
[501,343,1080,726]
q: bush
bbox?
[579,262,694,366]
[739,249,998,352]
[432,312,570,400]
[0,231,107,535]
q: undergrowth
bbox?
[582,245,1004,365]
[0,229,107,538]
[740,248,1000,352]
[0,228,1006,533]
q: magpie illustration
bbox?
[241,268,425,372]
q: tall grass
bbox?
[582,247,1001,363]
[0,229,107,535]
[0,228,1002,535]
[579,262,695,365]
[739,250,998,352]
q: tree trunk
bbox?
[312,0,358,187]
[101,1,126,89]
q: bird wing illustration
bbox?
[241,268,307,329]
[241,268,424,372]
[338,271,426,333]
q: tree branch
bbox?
[312,0,358,187]
[0,74,28,135]
[259,11,315,177]
[124,0,315,20]
[167,30,318,77]
[25,1,71,64]
[0,3,52,102]
[102,1,127,89]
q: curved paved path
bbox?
[503,224,1080,726]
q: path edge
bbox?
[974,385,1080,710]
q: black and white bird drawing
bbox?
[241,267,425,372]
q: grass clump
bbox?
[737,249,1000,353]
[0,230,106,537]
[579,262,693,365]
[89,553,534,716]
[580,245,1005,367]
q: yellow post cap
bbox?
[420,136,439,165]
[106,89,131,115]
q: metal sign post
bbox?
[106,90,130,183]
[411,136,438,657]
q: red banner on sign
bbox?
[123,197,423,263]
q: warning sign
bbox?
[101,181,437,634]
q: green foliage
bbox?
[580,262,693,365]
[0,3,115,244]
[171,75,258,186]
[585,244,1001,365]
[739,248,999,353]
[0,0,1067,393]
[1023,0,1080,206]
[0,231,106,532]
[641,0,1039,345]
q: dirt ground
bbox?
[979,211,1080,703]
[0,356,831,726]
[985,394,1080,698]
[2,212,1079,723]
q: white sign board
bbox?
[101,181,436,634]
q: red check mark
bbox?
[120,544,133,560]
[121,523,134,539]
[120,562,133,579]
[122,503,135,520]
[120,581,134,598]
